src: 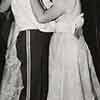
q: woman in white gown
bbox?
[31,0,100,99]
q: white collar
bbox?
[41,0,53,9]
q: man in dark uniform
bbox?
[0,0,54,100]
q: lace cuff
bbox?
[40,0,53,9]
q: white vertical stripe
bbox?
[26,30,31,100]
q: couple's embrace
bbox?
[0,0,100,100]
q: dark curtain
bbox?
[96,0,100,80]
[81,0,100,81]
[96,0,100,42]
[0,8,14,85]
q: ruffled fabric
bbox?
[0,23,23,100]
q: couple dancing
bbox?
[0,0,100,100]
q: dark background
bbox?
[96,0,100,80]
[81,0,100,81]
[0,0,100,84]
[0,7,14,85]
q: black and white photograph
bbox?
[0,0,100,100]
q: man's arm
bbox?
[30,0,76,23]
[30,0,66,23]
[0,0,11,13]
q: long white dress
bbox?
[47,0,100,100]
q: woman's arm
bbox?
[0,0,11,13]
[30,0,66,23]
[30,0,76,23]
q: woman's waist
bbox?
[55,27,84,41]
